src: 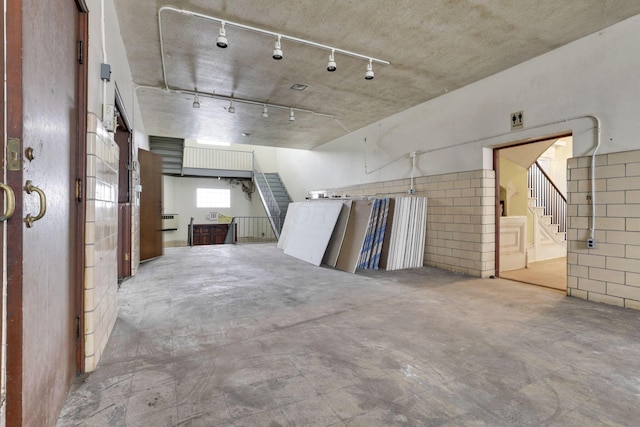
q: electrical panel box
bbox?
[100,63,111,81]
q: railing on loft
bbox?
[182,147,253,174]
[232,216,278,243]
[527,161,567,238]
[253,159,282,239]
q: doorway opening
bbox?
[114,90,132,282]
[495,134,572,291]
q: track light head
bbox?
[228,100,235,113]
[289,108,295,121]
[327,50,336,72]
[216,22,228,48]
[262,105,269,118]
[365,59,374,80]
[272,36,283,60]
[192,93,200,108]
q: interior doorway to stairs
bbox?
[495,134,572,291]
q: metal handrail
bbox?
[232,216,279,243]
[528,161,567,236]
[253,157,282,238]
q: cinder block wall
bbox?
[567,149,640,309]
[317,169,496,278]
[84,114,119,371]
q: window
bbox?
[197,188,230,208]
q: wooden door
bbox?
[0,2,7,420]
[139,149,163,261]
[5,1,87,425]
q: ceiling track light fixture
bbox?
[273,35,283,60]
[192,93,200,108]
[216,21,228,48]
[228,100,235,113]
[135,85,354,132]
[158,6,390,89]
[262,105,269,118]
[327,49,336,72]
[289,108,295,122]
[365,59,374,80]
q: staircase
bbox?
[527,161,567,262]
[253,170,292,238]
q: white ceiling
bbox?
[113,1,640,150]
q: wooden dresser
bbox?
[191,224,230,245]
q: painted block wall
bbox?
[319,169,496,278]
[272,15,640,311]
[84,114,120,371]
[567,149,640,309]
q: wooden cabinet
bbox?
[192,224,229,245]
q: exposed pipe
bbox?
[409,151,416,194]
[101,0,108,121]
[590,122,602,240]
[362,114,602,238]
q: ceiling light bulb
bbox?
[228,100,235,113]
[216,22,228,48]
[262,105,269,118]
[289,108,295,121]
[327,50,336,72]
[273,36,283,60]
[192,93,200,108]
[365,59,374,80]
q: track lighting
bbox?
[192,93,200,108]
[262,105,269,118]
[289,108,295,121]
[365,59,374,80]
[228,100,235,113]
[216,22,228,48]
[159,7,390,88]
[273,35,283,60]
[327,50,336,72]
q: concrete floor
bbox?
[57,244,640,426]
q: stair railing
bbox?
[253,156,282,238]
[527,161,567,237]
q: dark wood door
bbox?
[0,3,6,417]
[139,149,163,261]
[5,1,87,425]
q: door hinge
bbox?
[77,40,84,64]
[75,315,81,340]
[76,179,83,202]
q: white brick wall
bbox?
[567,148,640,309]
[317,169,496,278]
[84,114,119,371]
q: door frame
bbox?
[493,131,572,277]
[75,0,89,373]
